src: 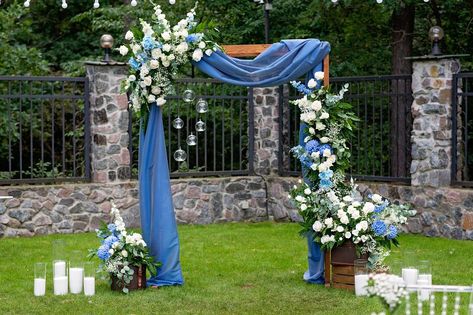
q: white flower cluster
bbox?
[121,5,217,111]
[366,273,407,312]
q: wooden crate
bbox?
[324,242,366,291]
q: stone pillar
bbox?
[252,87,280,175]
[410,58,460,187]
[85,62,131,183]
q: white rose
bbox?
[343,196,353,202]
[323,149,331,157]
[314,71,324,80]
[371,194,383,203]
[361,235,368,242]
[205,49,213,56]
[121,250,128,257]
[304,188,311,195]
[168,54,175,61]
[307,79,317,89]
[108,249,114,255]
[192,48,203,62]
[308,127,316,135]
[340,215,349,225]
[320,112,330,119]
[362,202,375,214]
[150,59,159,69]
[352,229,359,237]
[311,100,322,111]
[315,122,326,130]
[161,31,171,41]
[128,75,136,82]
[352,201,361,207]
[132,44,141,54]
[147,94,156,103]
[310,163,318,171]
[324,217,333,228]
[336,226,344,233]
[344,232,352,239]
[300,204,307,211]
[318,163,328,172]
[198,41,206,49]
[143,76,152,86]
[359,221,368,231]
[125,31,134,41]
[151,48,162,59]
[162,44,172,52]
[295,195,305,202]
[328,155,336,163]
[156,97,166,106]
[351,210,360,220]
[119,45,129,56]
[320,137,329,143]
[312,221,323,232]
[162,60,171,67]
[151,86,161,95]
[311,152,320,159]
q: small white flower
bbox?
[148,94,156,103]
[318,163,328,172]
[311,100,322,111]
[151,48,162,59]
[310,163,318,171]
[143,76,152,86]
[161,31,171,41]
[344,232,352,239]
[315,122,326,130]
[198,41,206,49]
[351,210,360,220]
[119,45,129,56]
[336,226,344,233]
[371,194,383,203]
[132,44,141,54]
[312,221,324,232]
[168,54,175,60]
[361,235,368,242]
[162,60,171,68]
[324,217,333,228]
[304,188,311,195]
[320,112,330,119]
[157,13,166,21]
[311,152,320,159]
[352,229,359,237]
[340,215,349,225]
[308,127,316,135]
[156,97,166,106]
[205,49,213,56]
[162,44,172,52]
[128,75,136,82]
[300,204,307,211]
[109,249,114,255]
[121,250,128,257]
[150,59,159,69]
[320,137,330,143]
[192,48,203,62]
[323,149,331,157]
[343,196,353,202]
[362,202,375,214]
[125,30,134,40]
[314,71,324,80]
[307,79,317,89]
[304,136,311,143]
[151,86,161,95]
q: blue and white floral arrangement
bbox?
[289,75,416,268]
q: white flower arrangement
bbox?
[289,78,416,268]
[120,3,219,123]
[366,273,407,314]
[89,201,160,293]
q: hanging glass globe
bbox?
[172,117,184,129]
[173,147,187,162]
[186,133,197,146]
[182,89,195,103]
[196,98,209,114]
[195,119,206,132]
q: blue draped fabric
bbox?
[139,38,329,286]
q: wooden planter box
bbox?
[111,265,147,292]
[324,241,367,291]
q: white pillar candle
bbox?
[69,267,84,294]
[54,261,66,277]
[54,276,68,295]
[34,278,46,296]
[402,268,418,285]
[83,277,95,296]
[355,274,369,296]
[417,274,432,302]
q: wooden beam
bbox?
[222,44,271,58]
[323,55,330,87]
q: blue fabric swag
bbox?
[138,39,330,286]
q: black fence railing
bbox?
[0,76,90,184]
[278,75,412,183]
[129,78,254,178]
[452,72,473,187]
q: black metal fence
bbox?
[278,75,412,182]
[129,78,253,178]
[0,76,90,184]
[452,72,473,187]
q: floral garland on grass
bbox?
[119,2,218,127]
[89,201,160,293]
[289,75,416,268]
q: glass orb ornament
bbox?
[195,119,206,132]
[182,89,195,103]
[196,98,209,114]
[186,133,197,146]
[172,117,184,129]
[173,147,187,162]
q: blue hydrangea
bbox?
[374,202,387,213]
[372,220,387,236]
[107,223,116,233]
[104,235,118,247]
[186,33,202,43]
[305,140,320,155]
[387,225,398,240]
[299,155,313,168]
[142,36,157,51]
[97,244,111,261]
[319,179,333,189]
[318,144,333,156]
[128,58,141,70]
[319,170,334,181]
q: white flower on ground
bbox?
[315,122,326,130]
[156,97,166,106]
[300,204,307,211]
[312,221,323,232]
[125,30,134,40]
[304,188,311,195]
[314,71,324,80]
[344,232,352,239]
[119,45,129,56]
[295,195,305,203]
[307,79,317,89]
[192,49,203,62]
[320,137,330,143]
[324,217,333,228]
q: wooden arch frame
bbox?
[222,44,330,87]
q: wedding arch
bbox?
[138,39,331,286]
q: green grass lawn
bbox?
[1,222,472,315]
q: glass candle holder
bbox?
[402,250,418,286]
[53,260,68,295]
[69,250,84,294]
[34,262,46,296]
[83,262,95,296]
[354,259,369,297]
